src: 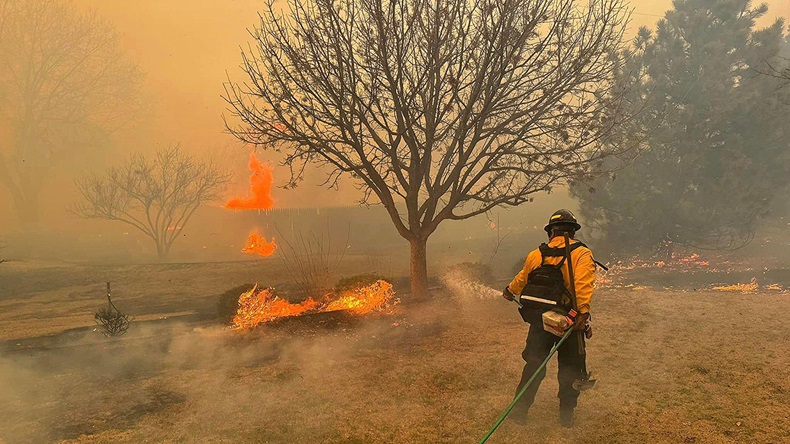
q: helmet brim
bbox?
[544,221,582,233]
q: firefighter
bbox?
[502,209,596,427]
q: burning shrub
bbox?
[230,280,399,330]
[232,285,320,329]
[334,273,390,293]
[325,280,398,315]
[216,284,256,323]
[241,232,277,257]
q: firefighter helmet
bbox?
[543,209,582,233]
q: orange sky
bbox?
[56,0,790,209]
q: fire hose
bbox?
[478,324,576,444]
[480,234,594,442]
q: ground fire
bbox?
[241,232,277,257]
[231,280,398,330]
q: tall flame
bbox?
[225,152,275,210]
[241,232,277,257]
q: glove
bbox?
[502,286,515,301]
[572,312,590,331]
[584,323,593,339]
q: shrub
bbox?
[216,284,255,323]
[334,273,389,293]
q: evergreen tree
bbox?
[572,0,790,257]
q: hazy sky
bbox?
[70,0,788,202]
[5,0,789,225]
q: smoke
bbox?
[0,309,441,443]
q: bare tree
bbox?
[224,0,631,296]
[73,146,230,260]
[0,0,143,226]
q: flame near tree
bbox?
[224,0,632,297]
[227,151,277,257]
[226,151,275,211]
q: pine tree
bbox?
[573,0,790,257]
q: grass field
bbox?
[0,258,788,443]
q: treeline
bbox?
[572,0,790,258]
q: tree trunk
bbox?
[409,237,429,298]
[156,240,169,261]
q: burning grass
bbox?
[710,278,787,293]
[594,251,762,290]
[232,285,320,329]
[231,280,398,330]
[324,280,396,314]
[711,278,759,293]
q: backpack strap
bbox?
[537,243,550,266]
[570,241,610,270]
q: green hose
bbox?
[478,326,575,444]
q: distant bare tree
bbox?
[224,0,632,296]
[73,146,230,260]
[0,0,143,226]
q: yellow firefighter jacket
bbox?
[507,236,596,313]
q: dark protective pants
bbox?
[511,323,586,417]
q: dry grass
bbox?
[0,261,787,444]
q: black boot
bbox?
[559,407,574,428]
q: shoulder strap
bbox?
[571,240,610,270]
[569,241,586,252]
[537,243,549,266]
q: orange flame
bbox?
[232,285,319,329]
[241,232,277,257]
[325,280,396,314]
[231,280,399,330]
[225,152,275,210]
[712,278,759,293]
